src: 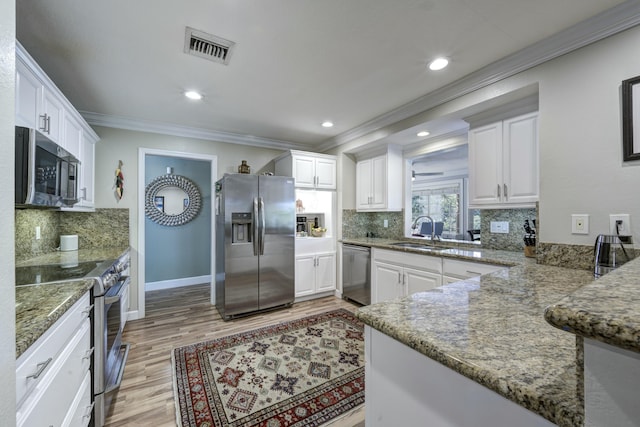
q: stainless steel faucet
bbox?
[411,215,438,241]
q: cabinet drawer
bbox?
[16,292,91,406]
[372,248,442,274]
[17,318,92,427]
[442,258,505,279]
[62,370,92,427]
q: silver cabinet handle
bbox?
[466,270,482,276]
[39,114,48,133]
[503,184,508,200]
[83,347,95,361]
[27,357,52,380]
[82,304,94,316]
[83,402,95,420]
[46,115,51,133]
[497,184,501,198]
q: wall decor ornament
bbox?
[145,174,202,226]
[622,75,640,161]
[114,160,124,200]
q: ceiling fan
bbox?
[412,170,444,180]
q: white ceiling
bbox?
[16,0,634,151]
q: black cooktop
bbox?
[15,260,104,286]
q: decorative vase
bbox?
[238,160,251,174]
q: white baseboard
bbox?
[145,275,211,292]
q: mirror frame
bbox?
[145,174,202,226]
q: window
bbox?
[412,179,463,239]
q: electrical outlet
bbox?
[609,214,631,235]
[35,226,41,240]
[571,214,589,234]
[383,219,388,228]
[490,221,509,234]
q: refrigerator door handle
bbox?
[253,197,259,256]
[259,197,266,255]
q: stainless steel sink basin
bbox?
[389,242,446,252]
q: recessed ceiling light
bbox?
[417,131,430,137]
[185,90,203,100]
[321,121,334,128]
[428,57,449,71]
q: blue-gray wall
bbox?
[145,155,211,282]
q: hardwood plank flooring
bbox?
[105,283,365,427]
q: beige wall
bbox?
[330,25,640,248]
[0,0,16,420]
[92,126,286,313]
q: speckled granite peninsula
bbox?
[352,239,595,426]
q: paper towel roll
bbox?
[60,234,78,251]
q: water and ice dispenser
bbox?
[232,212,252,244]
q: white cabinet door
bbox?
[405,267,441,295]
[356,159,373,210]
[295,255,316,297]
[315,252,336,292]
[373,261,403,303]
[502,113,538,205]
[469,122,502,206]
[315,158,336,189]
[41,89,64,143]
[370,155,387,209]
[64,114,83,159]
[292,155,316,188]
[15,61,41,129]
[77,135,95,207]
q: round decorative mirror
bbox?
[145,174,202,226]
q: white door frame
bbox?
[137,147,217,319]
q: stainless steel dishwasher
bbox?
[342,244,371,305]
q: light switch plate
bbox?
[490,221,509,234]
[571,214,589,234]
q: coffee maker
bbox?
[594,234,634,277]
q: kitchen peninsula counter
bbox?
[352,238,596,426]
[15,246,129,358]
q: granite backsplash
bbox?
[15,208,129,261]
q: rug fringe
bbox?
[171,349,184,427]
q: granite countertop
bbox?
[545,256,640,353]
[341,237,530,266]
[15,246,130,359]
[352,239,596,426]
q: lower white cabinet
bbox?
[16,292,93,427]
[372,249,442,303]
[295,252,336,298]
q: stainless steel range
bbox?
[89,250,131,427]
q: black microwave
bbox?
[15,126,80,208]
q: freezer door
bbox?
[258,175,295,310]
[221,174,260,317]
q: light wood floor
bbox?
[105,284,365,427]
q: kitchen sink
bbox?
[389,242,447,252]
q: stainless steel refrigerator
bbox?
[215,174,295,320]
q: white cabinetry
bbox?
[295,252,336,298]
[469,112,538,208]
[275,150,336,189]
[442,258,505,284]
[356,146,402,211]
[16,292,93,427]
[371,249,441,303]
[15,42,100,209]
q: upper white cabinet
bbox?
[275,150,336,189]
[16,42,100,209]
[356,146,402,212]
[468,112,538,208]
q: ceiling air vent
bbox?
[184,27,235,65]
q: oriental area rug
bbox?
[172,309,365,427]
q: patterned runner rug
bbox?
[172,309,365,427]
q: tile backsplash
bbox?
[15,208,129,261]
[342,210,403,239]
[480,208,538,251]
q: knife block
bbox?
[524,246,536,258]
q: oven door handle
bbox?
[104,277,130,305]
